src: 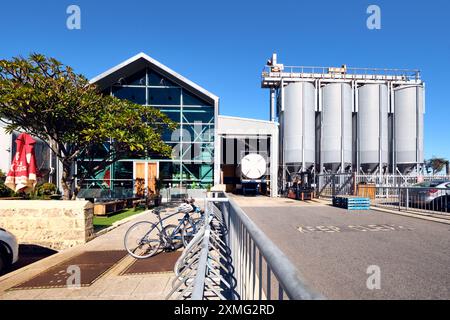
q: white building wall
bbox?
[0,123,12,174]
[217,116,279,197]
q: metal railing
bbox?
[316,173,354,198]
[224,196,322,300]
[262,65,421,81]
[370,186,450,215]
[167,192,323,300]
[354,174,450,188]
[316,173,450,199]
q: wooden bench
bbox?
[94,200,126,216]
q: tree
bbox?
[425,157,449,175]
[0,53,176,199]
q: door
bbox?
[134,162,158,197]
[147,163,157,195]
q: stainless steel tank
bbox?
[394,85,424,174]
[321,82,352,172]
[283,82,316,172]
[358,84,389,173]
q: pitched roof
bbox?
[89,52,219,105]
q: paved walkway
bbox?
[0,206,183,300]
[233,195,450,300]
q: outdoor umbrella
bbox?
[5,133,38,193]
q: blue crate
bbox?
[333,196,371,210]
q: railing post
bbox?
[406,188,409,211]
[331,174,336,197]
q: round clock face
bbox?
[241,154,267,179]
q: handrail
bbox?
[167,192,323,300]
[262,65,420,80]
[227,197,323,300]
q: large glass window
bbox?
[183,124,214,142]
[182,106,214,124]
[121,69,146,86]
[159,162,181,181]
[148,70,178,87]
[148,88,181,105]
[181,163,213,181]
[183,90,211,106]
[181,143,214,162]
[113,161,133,180]
[112,86,146,104]
[161,124,181,142]
[155,106,181,122]
[166,142,181,160]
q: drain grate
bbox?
[9,250,127,290]
[120,251,181,276]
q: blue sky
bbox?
[1,0,449,160]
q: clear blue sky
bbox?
[1,0,449,160]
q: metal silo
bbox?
[394,85,424,174]
[321,83,352,173]
[358,84,389,173]
[283,82,316,173]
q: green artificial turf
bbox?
[93,207,145,232]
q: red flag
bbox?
[5,133,39,192]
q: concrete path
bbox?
[233,195,450,300]
[0,206,183,300]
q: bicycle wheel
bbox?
[162,224,184,251]
[124,221,160,259]
[181,219,198,247]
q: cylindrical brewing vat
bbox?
[358,84,389,173]
[321,83,352,172]
[394,85,424,174]
[283,82,316,171]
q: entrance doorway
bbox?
[134,162,158,197]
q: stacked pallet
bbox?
[333,196,371,210]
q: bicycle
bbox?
[124,199,204,259]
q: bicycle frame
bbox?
[154,210,198,246]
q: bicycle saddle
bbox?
[178,203,193,214]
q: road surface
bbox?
[234,196,450,299]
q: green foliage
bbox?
[0,54,176,199]
[0,170,13,197]
[36,182,58,196]
[425,157,449,174]
[0,181,13,197]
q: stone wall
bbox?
[0,200,94,250]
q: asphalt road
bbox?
[238,198,450,299]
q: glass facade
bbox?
[78,66,215,197]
